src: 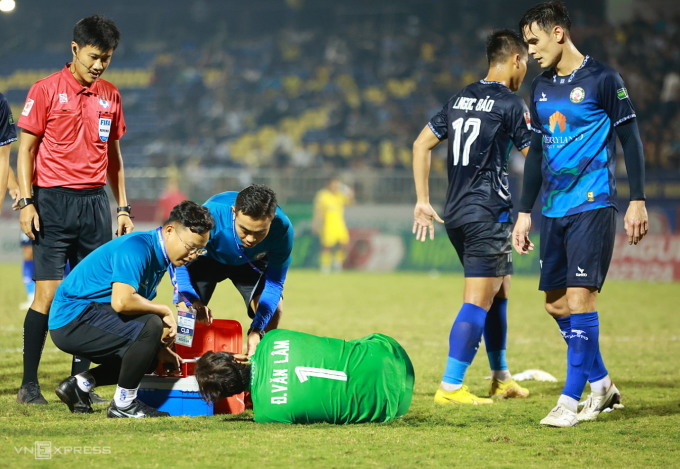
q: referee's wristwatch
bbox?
[248,326,265,339]
[17,198,34,209]
[116,204,132,214]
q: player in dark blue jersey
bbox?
[413,30,532,405]
[175,184,294,358]
[0,92,17,214]
[514,1,648,427]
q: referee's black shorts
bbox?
[32,186,112,281]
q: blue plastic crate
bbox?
[138,375,213,417]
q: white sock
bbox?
[492,370,512,381]
[75,372,95,393]
[557,394,578,413]
[113,386,138,409]
[589,375,612,395]
[440,382,462,392]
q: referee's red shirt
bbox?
[18,64,126,189]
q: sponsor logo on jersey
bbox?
[570,87,585,103]
[576,266,588,277]
[539,92,548,102]
[99,98,110,109]
[617,87,629,100]
[524,111,531,129]
[21,99,34,117]
[59,93,68,104]
[548,111,567,133]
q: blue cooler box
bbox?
[138,375,213,416]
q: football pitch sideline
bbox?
[1,265,679,468]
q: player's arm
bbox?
[106,139,134,236]
[7,166,20,203]
[17,129,40,239]
[412,125,444,242]
[111,281,177,343]
[512,132,543,254]
[0,142,10,215]
[616,119,648,245]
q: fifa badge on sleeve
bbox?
[176,304,197,347]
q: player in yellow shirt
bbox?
[313,176,354,273]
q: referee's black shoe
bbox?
[55,376,94,413]
[107,399,170,418]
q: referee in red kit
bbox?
[16,15,134,406]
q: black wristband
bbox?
[17,197,34,209]
[117,205,132,213]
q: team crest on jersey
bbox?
[98,116,111,142]
[21,99,34,117]
[59,93,68,104]
[539,92,548,102]
[99,98,110,109]
[570,87,585,103]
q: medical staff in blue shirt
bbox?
[49,201,214,418]
[175,184,294,357]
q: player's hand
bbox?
[192,300,213,325]
[512,213,534,254]
[116,213,134,237]
[9,186,20,204]
[413,203,444,242]
[624,200,648,245]
[161,309,177,345]
[246,331,262,358]
[232,353,249,364]
[157,344,182,375]
[19,204,39,240]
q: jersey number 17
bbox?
[451,117,481,166]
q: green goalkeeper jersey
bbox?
[250,329,414,424]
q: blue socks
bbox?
[562,312,600,401]
[484,298,508,371]
[443,303,488,385]
[555,315,608,383]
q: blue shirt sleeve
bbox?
[506,95,532,151]
[0,94,17,146]
[251,215,294,329]
[174,264,200,304]
[598,68,636,127]
[427,99,450,140]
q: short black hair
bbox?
[73,15,120,51]
[235,184,278,219]
[519,1,572,35]
[164,200,214,234]
[486,29,528,66]
[195,351,251,403]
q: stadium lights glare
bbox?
[0,0,16,13]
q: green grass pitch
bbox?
[1,265,679,468]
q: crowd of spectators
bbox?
[134,1,679,177]
[1,1,678,176]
